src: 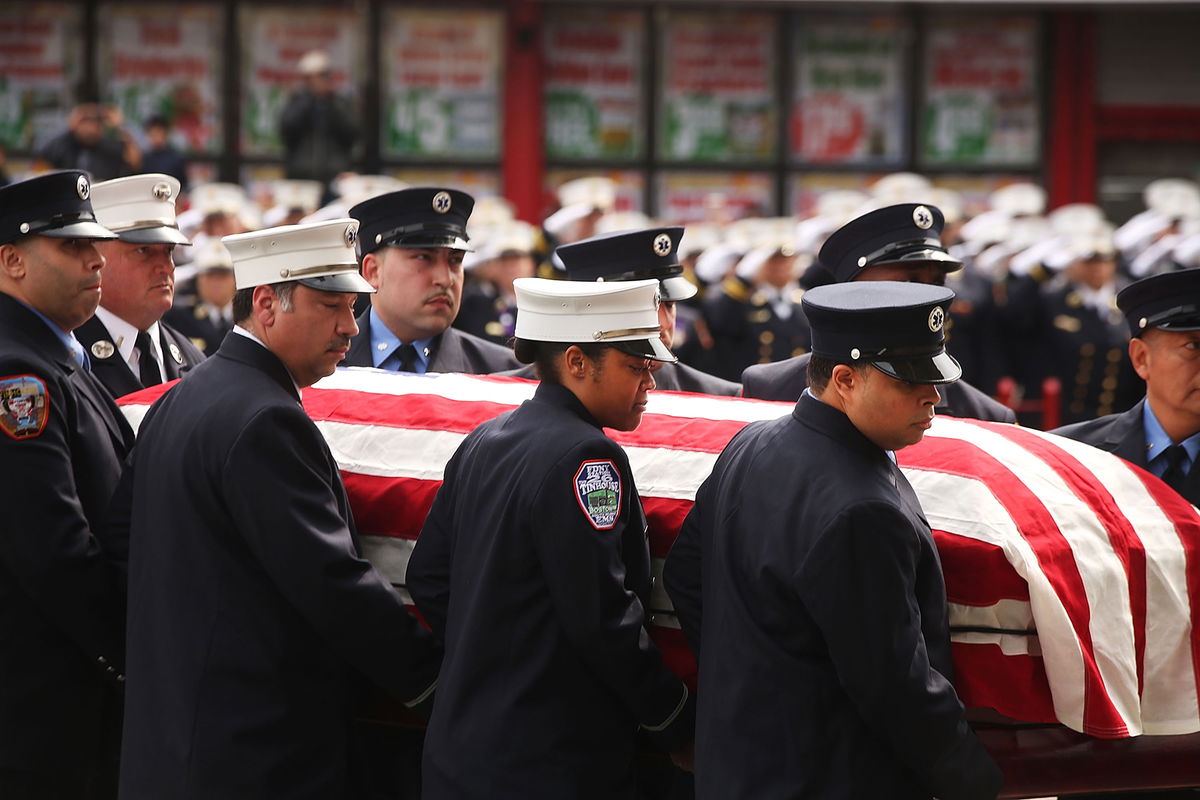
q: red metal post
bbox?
[1046,12,1097,208]
[502,0,545,224]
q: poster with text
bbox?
[921,16,1040,167]
[543,9,644,160]
[656,172,775,225]
[544,168,646,219]
[100,5,222,154]
[0,4,82,151]
[658,12,776,163]
[381,8,502,159]
[792,14,908,165]
[240,7,363,156]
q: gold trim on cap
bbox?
[592,325,661,341]
[278,263,358,279]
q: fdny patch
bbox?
[0,375,49,440]
[573,459,622,530]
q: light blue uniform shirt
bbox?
[368,307,432,374]
[15,297,89,369]
[1143,400,1200,478]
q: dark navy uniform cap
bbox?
[349,187,474,257]
[0,170,118,246]
[818,203,962,283]
[802,281,962,385]
[1117,269,1200,338]
[557,227,697,302]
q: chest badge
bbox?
[91,340,116,360]
[573,459,623,531]
[168,342,183,364]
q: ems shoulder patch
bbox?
[0,375,49,440]
[573,459,623,531]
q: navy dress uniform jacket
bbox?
[407,382,692,799]
[502,360,742,397]
[344,309,519,374]
[74,314,205,399]
[0,293,132,787]
[118,332,441,799]
[741,352,1018,423]
[162,302,233,356]
[663,393,1002,800]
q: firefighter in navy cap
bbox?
[408,277,694,799]
[506,227,741,396]
[345,187,519,374]
[1053,269,1200,507]
[666,281,1003,800]
[117,219,441,798]
[741,203,1016,423]
[74,173,206,398]
[0,169,132,798]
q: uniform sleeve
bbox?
[531,441,692,750]
[0,365,125,678]
[221,404,441,707]
[407,450,461,638]
[798,502,1003,800]
[663,485,709,656]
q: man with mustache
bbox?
[74,173,205,398]
[0,170,132,798]
[117,220,441,798]
[345,187,519,374]
[665,281,1002,800]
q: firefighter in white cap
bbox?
[408,277,694,798]
[118,219,441,798]
[75,173,206,398]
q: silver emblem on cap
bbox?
[344,225,357,248]
[19,222,29,234]
[91,340,115,360]
[850,348,861,360]
[432,191,452,214]
[913,205,933,230]
[169,342,183,364]
[928,305,945,333]
[857,256,867,268]
[152,182,173,201]
[652,233,672,257]
[1139,317,1148,329]
[76,175,90,200]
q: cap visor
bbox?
[390,234,472,252]
[297,271,376,294]
[875,249,963,273]
[659,275,698,302]
[40,221,118,240]
[612,336,677,364]
[117,226,192,245]
[872,351,962,385]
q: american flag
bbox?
[119,367,1200,740]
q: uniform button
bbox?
[650,576,656,589]
[106,666,116,675]
[648,614,657,624]
[97,655,108,665]
[116,674,126,683]
[1080,343,1095,356]
[1107,349,1122,362]
[759,331,775,344]
[1102,377,1118,390]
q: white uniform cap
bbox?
[959,210,1012,248]
[543,203,595,239]
[223,219,374,294]
[273,180,324,214]
[1173,231,1200,269]
[513,277,674,363]
[596,210,653,235]
[90,173,190,246]
[928,188,964,225]
[470,196,515,229]
[1063,224,1116,262]
[1049,203,1106,237]
[556,176,617,212]
[474,220,538,263]
[870,173,933,205]
[989,182,1046,217]
[693,242,747,284]
[334,174,408,206]
[815,190,870,224]
[678,223,722,259]
[298,50,331,76]
[1144,178,1200,220]
[192,239,235,273]
[191,182,248,217]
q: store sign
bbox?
[0,4,81,150]
[101,5,222,154]
[659,12,776,163]
[240,7,362,156]
[792,15,907,165]
[381,9,502,159]
[543,10,644,160]
[656,172,775,224]
[921,16,1040,166]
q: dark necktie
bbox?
[135,330,162,387]
[396,343,418,373]
[1161,444,1190,494]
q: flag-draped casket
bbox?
[119,368,1200,793]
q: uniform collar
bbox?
[368,306,434,372]
[94,306,163,377]
[1142,400,1200,471]
[5,293,84,368]
[232,325,303,399]
[795,389,889,462]
[532,381,605,430]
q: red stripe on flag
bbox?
[306,389,517,434]
[933,530,1030,605]
[646,497,693,558]
[951,642,1058,724]
[610,416,758,454]
[900,436,1129,737]
[341,473,439,540]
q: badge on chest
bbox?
[574,459,623,530]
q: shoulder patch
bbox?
[573,459,623,530]
[0,375,49,440]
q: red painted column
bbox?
[502,0,545,223]
[1046,12,1097,208]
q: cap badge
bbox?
[344,224,357,248]
[90,340,115,360]
[76,175,90,201]
[652,233,672,257]
[928,305,945,333]
[432,191,452,214]
[168,342,183,364]
[152,182,173,201]
[913,205,933,230]
[850,348,861,360]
